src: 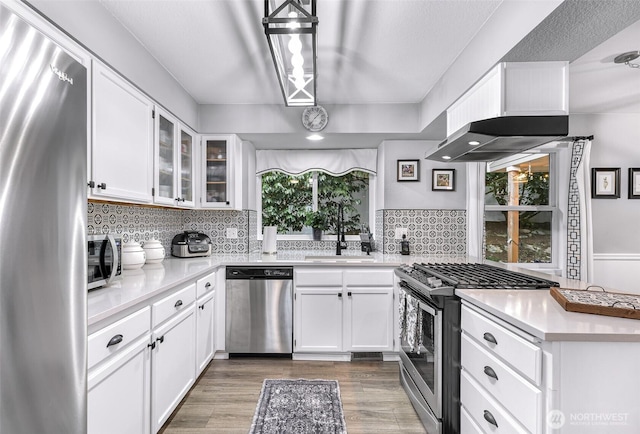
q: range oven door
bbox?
[399,282,443,419]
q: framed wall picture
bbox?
[591,167,620,198]
[432,169,455,191]
[629,168,640,199]
[397,160,419,182]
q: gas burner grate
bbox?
[413,263,559,289]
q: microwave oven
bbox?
[88,234,122,290]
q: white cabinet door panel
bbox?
[92,61,153,203]
[345,288,393,352]
[196,293,215,375]
[88,336,151,434]
[294,288,343,352]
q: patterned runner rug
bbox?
[249,379,347,434]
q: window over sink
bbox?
[259,170,371,238]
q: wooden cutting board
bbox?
[550,287,640,320]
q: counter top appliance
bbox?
[1,4,88,431]
[171,231,212,258]
[395,262,558,433]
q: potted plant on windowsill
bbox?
[305,211,328,241]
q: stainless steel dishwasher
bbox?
[225,266,294,354]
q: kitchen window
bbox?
[484,154,557,264]
[259,170,371,237]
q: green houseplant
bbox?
[305,210,328,241]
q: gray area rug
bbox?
[250,379,347,434]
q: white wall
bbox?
[377,140,467,210]
[28,0,199,129]
[570,113,640,293]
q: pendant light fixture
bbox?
[263,0,318,106]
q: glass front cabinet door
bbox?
[200,135,237,208]
[154,108,196,208]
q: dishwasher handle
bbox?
[226,266,293,280]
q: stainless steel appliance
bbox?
[395,262,559,434]
[171,230,212,257]
[225,266,294,354]
[0,4,87,433]
[88,233,122,289]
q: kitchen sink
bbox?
[304,255,375,263]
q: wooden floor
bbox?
[160,358,427,434]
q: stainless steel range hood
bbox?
[425,115,569,162]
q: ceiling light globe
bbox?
[288,37,302,54]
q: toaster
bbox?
[171,231,212,258]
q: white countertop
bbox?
[88,251,466,326]
[457,289,640,342]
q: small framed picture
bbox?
[629,168,640,199]
[591,168,620,198]
[432,169,456,191]
[397,160,419,182]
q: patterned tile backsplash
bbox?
[380,209,467,255]
[88,202,467,256]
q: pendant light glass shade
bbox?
[263,0,318,106]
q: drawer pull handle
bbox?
[106,334,123,348]
[483,410,498,427]
[483,332,497,345]
[205,282,212,288]
[174,299,183,308]
[483,365,499,381]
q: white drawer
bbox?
[152,283,196,327]
[461,333,541,433]
[88,306,150,370]
[461,305,541,385]
[344,268,393,286]
[460,370,529,434]
[196,270,216,299]
[295,268,342,286]
[460,405,485,434]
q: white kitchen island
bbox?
[457,287,640,434]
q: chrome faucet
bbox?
[335,203,347,255]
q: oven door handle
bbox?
[418,300,436,317]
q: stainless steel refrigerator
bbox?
[0,3,87,433]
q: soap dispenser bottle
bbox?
[400,234,410,255]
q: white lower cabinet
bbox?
[196,291,215,374]
[151,295,196,433]
[293,267,394,356]
[88,336,151,434]
[295,287,343,352]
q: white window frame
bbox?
[484,152,562,273]
[256,171,377,241]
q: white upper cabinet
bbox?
[153,108,196,208]
[200,134,242,209]
[91,61,154,203]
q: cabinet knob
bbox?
[87,181,95,188]
[348,291,352,297]
[174,299,183,308]
[483,332,498,345]
[156,335,165,344]
[147,341,156,350]
[483,410,499,427]
[106,334,123,348]
[483,365,499,381]
[97,182,107,189]
[199,304,205,310]
[205,282,212,288]
[337,293,342,298]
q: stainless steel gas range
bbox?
[394,262,559,434]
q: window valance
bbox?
[256,149,377,176]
